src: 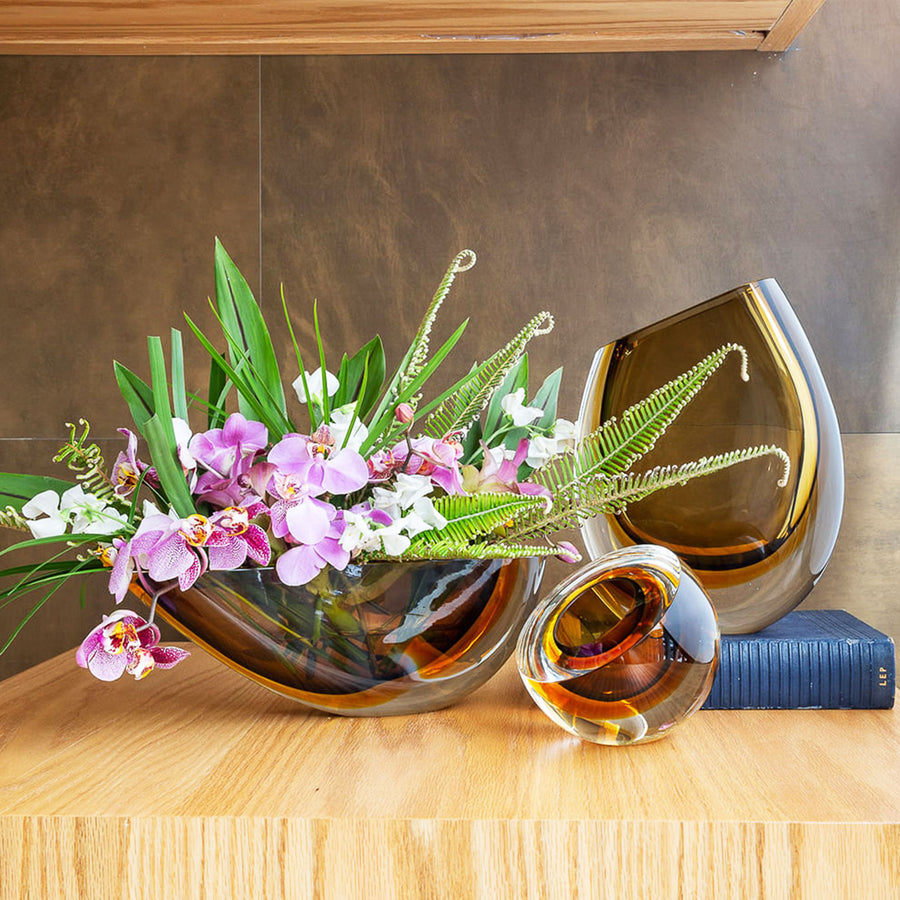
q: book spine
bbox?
[702,638,895,710]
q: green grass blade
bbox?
[214,238,287,421]
[114,361,156,434]
[170,328,188,421]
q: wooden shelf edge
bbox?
[0,28,767,55]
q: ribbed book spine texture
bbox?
[702,611,895,710]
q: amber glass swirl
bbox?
[516,546,718,746]
[131,557,545,716]
[578,280,844,633]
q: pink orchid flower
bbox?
[276,509,350,586]
[111,428,158,497]
[384,436,466,495]
[461,439,551,499]
[76,609,189,681]
[268,429,369,496]
[190,413,269,506]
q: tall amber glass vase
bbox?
[578,280,844,634]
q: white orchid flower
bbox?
[64,490,129,536]
[22,486,127,539]
[372,473,434,519]
[500,388,543,428]
[21,489,70,538]
[171,417,197,472]
[329,403,370,452]
[292,367,340,405]
[339,511,382,555]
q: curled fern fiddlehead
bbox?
[53,419,119,505]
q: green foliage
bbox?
[334,336,386,420]
[53,420,118,505]
[422,311,555,440]
[214,238,287,422]
[531,343,750,498]
[0,473,76,513]
[513,445,790,539]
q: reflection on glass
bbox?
[516,545,719,746]
[132,557,545,716]
[578,280,843,633]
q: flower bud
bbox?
[395,403,415,424]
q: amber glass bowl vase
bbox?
[578,279,844,634]
[132,557,545,716]
[516,545,719,746]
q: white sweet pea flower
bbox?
[525,435,560,469]
[500,388,543,428]
[339,511,382,555]
[293,367,340,405]
[21,489,70,538]
[377,522,412,556]
[329,404,370,452]
[552,418,578,447]
[397,497,448,539]
[372,474,434,519]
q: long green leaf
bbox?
[114,361,155,434]
[214,238,287,420]
[204,300,294,435]
[0,473,77,512]
[206,354,229,429]
[358,318,470,456]
[171,328,188,421]
[185,314,286,436]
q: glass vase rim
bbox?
[540,544,682,671]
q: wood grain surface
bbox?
[0,0,824,54]
[0,633,897,898]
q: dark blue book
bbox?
[702,610,895,710]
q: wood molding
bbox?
[760,0,828,51]
[0,1,820,54]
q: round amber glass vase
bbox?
[132,557,545,716]
[578,279,844,634]
[516,545,719,746]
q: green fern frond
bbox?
[385,538,560,561]
[53,420,119,505]
[532,342,749,497]
[423,311,555,438]
[399,249,477,392]
[514,443,790,539]
[422,491,549,546]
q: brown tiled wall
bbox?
[1,0,898,678]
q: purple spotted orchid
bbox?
[107,503,272,599]
[76,609,189,681]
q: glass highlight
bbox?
[517,546,719,745]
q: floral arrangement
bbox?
[0,244,789,683]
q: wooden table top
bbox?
[1,644,897,825]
